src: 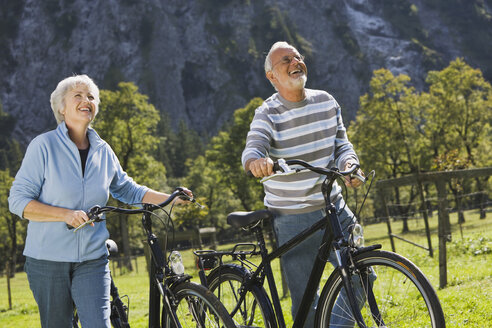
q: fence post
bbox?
[380,189,396,252]
[436,179,450,288]
[6,264,12,310]
[417,173,433,257]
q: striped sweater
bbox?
[241,89,359,215]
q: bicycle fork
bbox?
[326,204,368,328]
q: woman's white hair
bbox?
[50,74,100,124]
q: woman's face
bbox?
[62,84,97,128]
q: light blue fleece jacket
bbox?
[9,122,149,262]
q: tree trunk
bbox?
[119,213,133,271]
[475,177,487,219]
[394,186,409,233]
[456,195,465,224]
[7,214,17,278]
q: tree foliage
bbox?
[0,105,25,275]
[94,81,167,189]
[176,98,265,235]
[204,97,265,212]
[156,114,205,179]
[425,58,492,166]
[349,59,492,230]
[93,82,167,266]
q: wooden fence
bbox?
[376,167,492,288]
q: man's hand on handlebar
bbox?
[247,157,274,178]
[344,161,365,188]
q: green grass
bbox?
[1,210,490,327]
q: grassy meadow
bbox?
[0,209,490,327]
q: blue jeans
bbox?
[272,198,360,327]
[24,256,111,328]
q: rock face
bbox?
[1,0,490,144]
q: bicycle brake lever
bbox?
[277,158,294,174]
[72,219,97,232]
[350,171,367,183]
[190,198,206,209]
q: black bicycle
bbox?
[75,187,235,328]
[73,239,130,328]
[194,159,445,327]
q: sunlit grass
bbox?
[0,209,490,327]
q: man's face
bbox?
[268,46,307,92]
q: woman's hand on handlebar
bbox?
[343,162,365,188]
[247,157,274,178]
[65,210,94,228]
[142,187,194,205]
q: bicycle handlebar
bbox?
[247,158,366,183]
[71,188,198,232]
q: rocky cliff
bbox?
[1,0,491,144]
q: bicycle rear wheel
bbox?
[163,281,236,328]
[207,264,277,328]
[316,250,445,327]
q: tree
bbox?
[93,82,167,269]
[205,98,265,212]
[156,115,205,179]
[0,170,20,276]
[182,155,241,233]
[425,58,492,218]
[425,58,492,166]
[349,69,424,232]
[0,104,25,277]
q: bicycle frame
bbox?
[85,190,193,328]
[221,169,370,328]
[141,203,189,328]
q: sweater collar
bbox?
[56,121,106,152]
[276,90,309,109]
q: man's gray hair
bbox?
[264,41,297,73]
[50,74,100,124]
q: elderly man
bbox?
[242,41,365,327]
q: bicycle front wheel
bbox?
[163,281,236,328]
[110,297,129,328]
[207,264,277,328]
[316,250,445,328]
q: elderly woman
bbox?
[9,74,189,328]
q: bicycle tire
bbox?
[110,297,130,328]
[316,250,445,327]
[162,281,236,328]
[207,264,277,328]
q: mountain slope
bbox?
[1,0,491,143]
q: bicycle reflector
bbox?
[350,224,364,247]
[169,251,185,275]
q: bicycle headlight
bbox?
[350,223,364,247]
[169,251,185,275]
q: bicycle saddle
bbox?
[227,209,272,229]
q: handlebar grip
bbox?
[272,161,281,172]
[247,160,284,178]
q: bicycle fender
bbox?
[169,274,192,288]
[208,263,252,280]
